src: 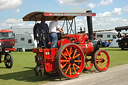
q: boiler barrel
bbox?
[80,42,93,55]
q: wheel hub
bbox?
[85,58,91,62]
[102,59,105,62]
[7,59,11,62]
[70,59,75,64]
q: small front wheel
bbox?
[4,53,13,68]
[93,50,110,72]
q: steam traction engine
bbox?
[23,10,110,79]
[115,26,128,50]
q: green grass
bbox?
[0,52,60,85]
[0,48,128,85]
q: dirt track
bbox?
[42,64,128,85]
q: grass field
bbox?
[0,48,128,85]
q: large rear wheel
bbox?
[93,50,110,72]
[55,43,85,79]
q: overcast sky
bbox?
[0,0,128,31]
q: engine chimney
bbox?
[86,10,93,41]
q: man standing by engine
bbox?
[49,16,64,48]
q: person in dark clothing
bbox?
[41,19,49,48]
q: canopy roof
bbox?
[23,11,96,21]
[115,26,128,31]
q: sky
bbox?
[0,0,128,31]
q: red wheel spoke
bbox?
[100,63,103,68]
[102,63,105,68]
[103,62,107,66]
[74,60,81,62]
[73,54,80,59]
[73,49,77,58]
[70,68,71,75]
[62,53,68,59]
[105,60,108,62]
[61,63,67,69]
[88,61,91,65]
[60,60,69,63]
[85,61,91,67]
[70,46,72,55]
[65,64,71,74]
[97,61,100,66]
[73,63,80,68]
[96,59,102,62]
[1,60,7,62]
[97,55,100,59]
[85,63,89,67]
[103,55,107,59]
[66,48,71,58]
[101,52,104,58]
[73,64,76,73]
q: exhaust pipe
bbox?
[86,10,93,41]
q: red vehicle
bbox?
[0,29,15,68]
[23,10,110,79]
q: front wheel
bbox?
[93,50,110,72]
[55,43,85,79]
[4,53,13,68]
[84,56,93,71]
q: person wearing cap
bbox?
[49,16,64,48]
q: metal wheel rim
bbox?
[59,44,84,78]
[95,50,110,71]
